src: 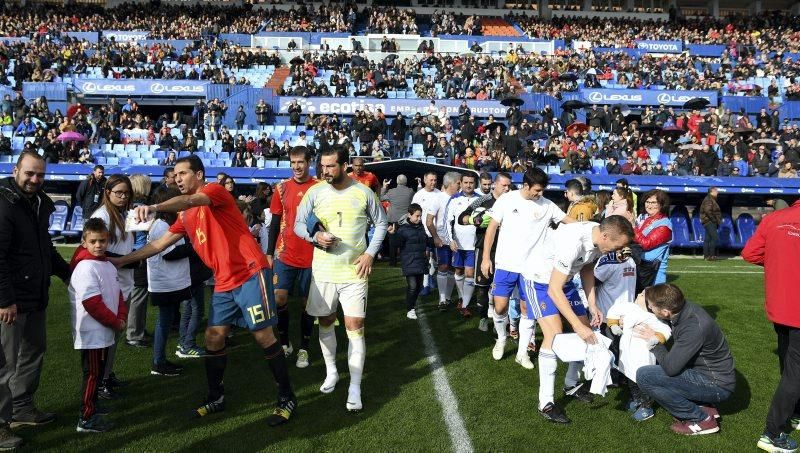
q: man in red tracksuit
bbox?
[742,200,800,452]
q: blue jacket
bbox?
[396,217,428,276]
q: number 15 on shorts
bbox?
[248,305,266,324]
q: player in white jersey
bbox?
[411,172,440,294]
[521,216,634,424]
[427,172,462,311]
[481,168,573,362]
[444,173,480,318]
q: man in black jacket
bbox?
[696,146,719,176]
[635,283,735,436]
[74,165,106,216]
[0,152,71,448]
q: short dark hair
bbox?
[642,189,670,215]
[408,203,423,215]
[424,171,438,179]
[82,217,109,238]
[479,172,493,181]
[176,155,205,176]
[320,145,348,165]
[708,186,717,194]
[163,167,174,177]
[495,171,512,183]
[616,178,629,188]
[16,151,45,168]
[92,164,104,172]
[565,179,583,194]
[523,167,549,189]
[289,146,312,161]
[645,283,686,313]
[461,173,476,183]
[600,215,635,241]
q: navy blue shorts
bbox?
[273,258,312,299]
[210,268,278,332]
[436,246,453,266]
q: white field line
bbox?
[417,311,474,453]
[671,270,763,274]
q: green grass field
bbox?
[18,252,779,451]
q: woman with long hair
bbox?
[606,186,635,224]
[126,174,152,348]
[90,174,134,397]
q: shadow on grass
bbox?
[720,369,752,417]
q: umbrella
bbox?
[738,84,761,93]
[384,53,399,61]
[485,122,507,133]
[734,127,756,136]
[561,100,586,110]
[566,122,589,136]
[637,123,662,132]
[679,143,704,150]
[289,56,304,66]
[682,98,710,110]
[586,68,597,75]
[501,97,524,107]
[558,73,578,81]
[660,126,685,139]
[57,131,87,142]
[753,138,779,145]
[625,113,642,124]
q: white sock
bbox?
[445,271,456,301]
[347,328,365,389]
[454,273,465,301]
[319,323,338,377]
[462,277,475,308]
[493,311,508,341]
[565,361,582,389]
[517,317,535,358]
[510,315,520,331]
[437,272,449,302]
[423,274,430,288]
[538,348,558,410]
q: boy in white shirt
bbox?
[69,218,128,433]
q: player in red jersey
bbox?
[114,155,296,425]
[350,157,379,193]
[266,146,319,368]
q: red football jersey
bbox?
[169,183,268,292]
[351,171,379,192]
[270,177,319,268]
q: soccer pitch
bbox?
[24,253,773,451]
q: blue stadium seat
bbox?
[691,216,704,246]
[145,158,160,166]
[178,151,191,158]
[211,159,225,167]
[48,201,69,235]
[64,206,85,238]
[116,150,129,158]
[669,214,695,248]
[96,157,107,165]
[277,160,290,168]
[0,156,12,164]
[736,213,756,246]
[129,151,141,159]
[154,151,167,160]
[718,215,737,249]
[132,158,145,165]
[119,157,132,165]
[141,151,154,159]
[264,160,278,168]
[217,152,230,160]
[106,157,119,166]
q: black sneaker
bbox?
[438,301,448,312]
[564,382,594,404]
[539,402,570,424]
[76,414,114,433]
[97,385,118,400]
[107,373,129,388]
[191,396,225,418]
[10,407,56,428]
[151,361,183,377]
[266,395,297,427]
[0,425,23,450]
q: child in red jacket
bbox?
[68,218,128,433]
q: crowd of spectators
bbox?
[365,7,418,35]
[428,11,481,36]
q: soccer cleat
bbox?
[564,382,594,404]
[346,386,363,412]
[282,343,294,357]
[515,354,535,370]
[478,318,489,332]
[320,373,339,394]
[527,340,537,353]
[539,402,570,424]
[789,415,799,430]
[191,396,225,418]
[758,432,798,453]
[438,301,448,312]
[266,396,297,426]
[670,415,720,435]
[296,349,310,368]
[406,309,418,320]
[76,414,114,433]
[492,339,506,361]
[632,406,655,422]
[509,328,519,341]
[151,361,183,377]
[97,385,118,400]
[176,346,207,359]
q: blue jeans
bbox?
[153,304,178,365]
[179,282,205,350]
[637,365,732,421]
